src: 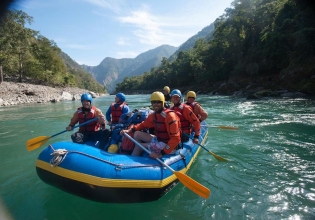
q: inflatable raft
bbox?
[35,122,208,203]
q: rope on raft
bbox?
[50,148,68,167]
[48,142,197,169]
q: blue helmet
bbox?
[171,89,182,99]
[81,93,93,104]
[116,93,126,103]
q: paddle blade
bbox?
[26,136,51,151]
[217,126,238,130]
[208,151,228,162]
[174,171,210,199]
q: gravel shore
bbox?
[0,82,107,107]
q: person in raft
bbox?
[66,93,110,149]
[106,92,130,126]
[120,91,181,159]
[163,86,171,109]
[184,91,208,122]
[170,89,201,144]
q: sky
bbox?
[11,0,234,66]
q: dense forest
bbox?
[116,0,315,95]
[0,9,106,93]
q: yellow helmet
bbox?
[163,86,170,93]
[108,144,119,153]
[151,91,165,106]
[187,91,196,100]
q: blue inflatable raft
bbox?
[36,122,208,203]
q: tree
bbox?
[0,9,37,83]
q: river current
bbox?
[0,95,314,220]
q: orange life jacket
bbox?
[171,104,192,134]
[110,102,127,124]
[78,106,99,132]
[153,109,175,143]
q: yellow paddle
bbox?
[124,133,210,199]
[183,133,228,162]
[26,117,99,151]
[201,125,239,130]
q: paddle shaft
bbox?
[183,132,228,161]
[200,125,238,129]
[51,117,99,138]
[124,133,174,171]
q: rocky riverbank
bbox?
[0,82,107,107]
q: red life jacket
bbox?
[171,104,192,134]
[153,109,175,143]
[110,102,127,124]
[119,126,135,155]
[77,106,99,132]
[185,101,201,120]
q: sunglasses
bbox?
[151,101,162,104]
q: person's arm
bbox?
[122,105,130,114]
[105,105,112,125]
[195,104,208,122]
[134,114,154,131]
[66,111,79,131]
[95,108,106,129]
[162,112,181,154]
[120,114,154,135]
[184,106,201,142]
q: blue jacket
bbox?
[106,103,130,123]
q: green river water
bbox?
[0,95,314,220]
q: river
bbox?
[0,94,314,220]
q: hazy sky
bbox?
[11,0,234,66]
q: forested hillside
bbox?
[116,0,315,95]
[0,9,106,93]
[169,23,215,61]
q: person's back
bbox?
[185,91,208,122]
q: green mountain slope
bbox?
[59,52,106,93]
[82,45,178,93]
[169,23,215,61]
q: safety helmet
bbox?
[163,86,170,93]
[116,93,126,103]
[170,89,182,99]
[187,91,196,100]
[81,93,93,104]
[150,91,165,107]
[108,144,119,153]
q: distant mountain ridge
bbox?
[82,44,178,93]
[169,23,215,61]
